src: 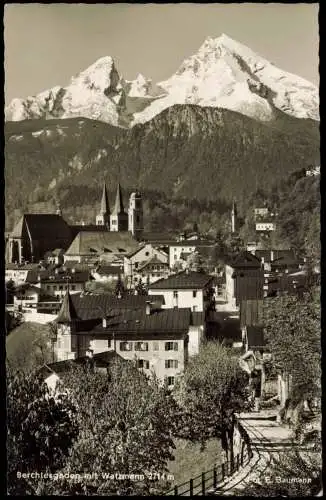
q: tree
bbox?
[173,342,250,467]
[7,368,78,495]
[186,250,205,273]
[263,287,321,403]
[44,359,177,495]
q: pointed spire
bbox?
[100,183,110,214]
[112,183,125,215]
[56,290,80,323]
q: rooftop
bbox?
[148,270,214,290]
[11,213,72,242]
[81,307,192,336]
[226,251,262,269]
[60,292,166,321]
[65,230,139,257]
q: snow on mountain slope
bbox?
[5,34,318,126]
[132,34,319,124]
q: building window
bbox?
[71,285,76,291]
[153,342,159,351]
[137,359,150,369]
[167,376,175,386]
[120,342,133,351]
[165,360,178,369]
[165,342,178,351]
[135,342,149,351]
[193,290,197,298]
[59,285,63,290]
[173,291,178,298]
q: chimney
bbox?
[102,317,107,328]
[145,301,151,316]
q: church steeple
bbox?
[56,290,80,324]
[96,183,110,228]
[112,183,125,215]
[110,183,128,232]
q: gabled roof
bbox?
[255,249,295,263]
[226,251,262,269]
[112,183,126,215]
[40,350,124,374]
[148,270,213,290]
[83,307,191,336]
[99,183,110,215]
[11,214,72,242]
[65,231,138,256]
[56,290,80,323]
[68,293,166,320]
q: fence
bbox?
[165,420,253,496]
[165,448,252,496]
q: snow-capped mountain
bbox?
[132,34,319,124]
[5,34,319,126]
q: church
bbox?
[6,182,144,264]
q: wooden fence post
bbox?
[190,478,193,496]
[202,472,205,496]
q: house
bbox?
[225,252,263,310]
[53,291,202,387]
[123,243,169,285]
[133,257,170,285]
[25,268,91,298]
[64,231,140,265]
[44,248,65,266]
[168,239,216,269]
[148,270,215,312]
[254,207,269,219]
[5,263,40,284]
[6,213,73,264]
[255,222,276,232]
[92,264,124,282]
[14,284,42,309]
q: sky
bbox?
[4,3,319,102]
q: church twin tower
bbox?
[96,183,144,240]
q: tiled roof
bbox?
[148,271,214,290]
[271,255,302,268]
[246,326,266,348]
[11,214,72,243]
[68,293,166,320]
[227,251,262,269]
[41,271,91,283]
[83,307,191,336]
[65,231,138,256]
[125,244,147,258]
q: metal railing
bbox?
[165,449,252,496]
